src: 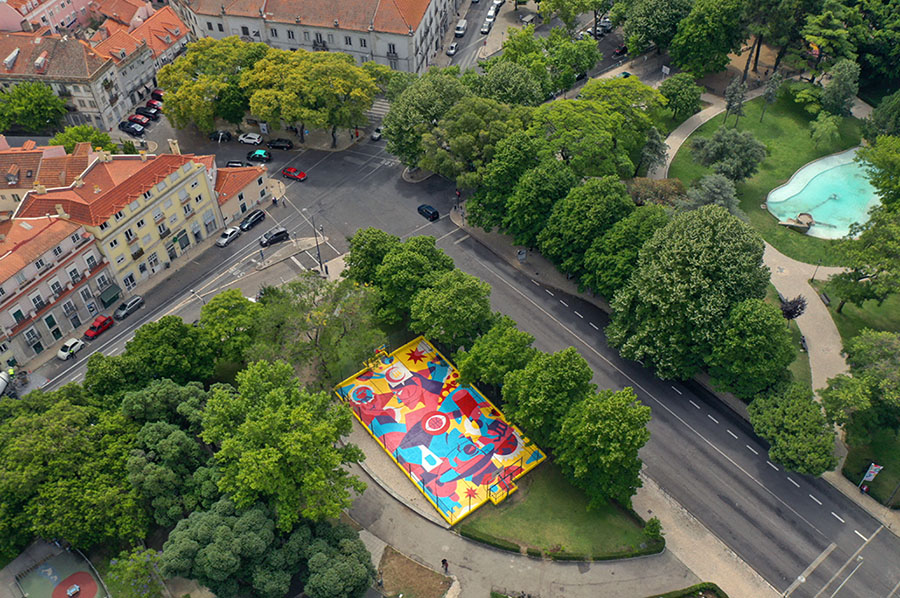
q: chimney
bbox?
[74,175,84,188]
[0,234,5,242]
[33,183,46,193]
[22,140,36,150]
[93,184,101,194]
[167,138,181,155]
[139,150,147,162]
[55,203,69,218]
[98,151,112,162]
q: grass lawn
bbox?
[652,102,713,136]
[668,95,862,266]
[764,285,812,390]
[809,280,900,346]
[843,427,900,508]
[379,546,452,598]
[457,461,647,558]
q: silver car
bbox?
[216,226,241,247]
[114,295,144,320]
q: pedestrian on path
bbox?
[441,558,449,574]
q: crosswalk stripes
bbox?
[365,98,391,123]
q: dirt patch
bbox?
[378,546,451,598]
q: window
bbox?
[270,28,278,37]
[99,221,110,231]
[109,239,119,249]
[114,210,125,221]
[14,272,27,286]
[11,193,19,202]
[52,245,63,257]
[259,189,266,198]
[217,23,224,32]
[79,287,92,302]
[124,229,136,242]
[50,280,62,296]
[31,294,45,310]
[388,43,396,54]
[0,342,8,353]
[142,190,152,200]
[116,255,125,265]
[315,32,323,42]
[303,31,309,41]
[69,268,81,284]
[241,26,249,35]
[206,21,213,30]
[190,180,199,189]
[129,200,140,212]
[183,204,193,215]
[157,223,168,235]
[11,309,24,323]
[44,313,56,330]
[238,192,244,201]
[34,258,45,270]
[389,59,398,69]
[327,34,334,43]
[96,274,110,289]
[142,234,151,245]
[0,287,4,298]
[123,273,136,291]
[148,252,159,269]
[157,180,167,191]
[78,99,86,107]
[163,198,173,209]
[153,208,163,221]
[136,218,145,228]
[63,300,76,316]
[360,38,367,48]
[345,35,352,45]
[70,233,80,244]
[287,30,294,39]
[86,254,97,270]
[257,177,263,185]
[169,214,178,225]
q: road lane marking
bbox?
[887,578,900,598]
[707,414,719,424]
[637,360,644,366]
[727,430,738,439]
[854,530,868,541]
[787,477,800,488]
[746,445,758,455]
[783,543,837,597]
[809,494,822,505]
[671,385,682,395]
[545,289,554,296]
[560,299,568,307]
[589,322,598,330]
[767,461,779,471]
[290,255,305,269]
[574,311,583,318]
[814,526,882,598]
[454,234,470,245]
[689,400,700,409]
[531,279,539,285]
[435,229,459,242]
[831,512,845,523]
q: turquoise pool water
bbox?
[766,148,880,239]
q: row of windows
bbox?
[1,232,84,298]
[8,255,99,325]
[206,22,371,48]
[111,195,207,263]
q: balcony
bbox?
[159,227,171,239]
[32,298,46,311]
[154,212,165,223]
[131,247,144,260]
[387,50,398,59]
[70,273,82,285]
[312,39,328,51]
[127,235,139,246]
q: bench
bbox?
[819,292,830,306]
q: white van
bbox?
[454,19,467,37]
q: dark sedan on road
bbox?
[209,130,233,142]
[239,209,266,231]
[259,226,289,247]
[118,121,144,137]
[135,106,160,120]
[267,138,294,150]
[247,149,272,163]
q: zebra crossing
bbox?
[365,98,391,124]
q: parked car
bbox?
[616,71,632,78]
[599,16,612,31]
[492,0,505,7]
[446,42,459,56]
[246,149,272,162]
[238,133,263,145]
[118,121,144,137]
[266,138,294,150]
[84,315,114,339]
[209,130,233,142]
[128,114,150,126]
[281,167,307,181]
[613,44,628,57]
[135,106,160,120]
[239,209,266,231]
[151,89,165,101]
[225,160,248,167]
[216,226,242,247]
[480,20,492,34]
[370,127,383,141]
[485,6,497,22]
[417,204,439,221]
[114,295,145,320]
[146,99,163,110]
[259,226,289,247]
[57,338,85,361]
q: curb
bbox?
[401,166,434,183]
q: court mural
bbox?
[335,337,545,525]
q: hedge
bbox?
[646,582,729,598]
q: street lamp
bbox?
[303,208,325,274]
[190,289,205,305]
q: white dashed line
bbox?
[574,311,583,318]
[809,494,822,506]
[855,530,868,541]
[531,279,540,286]
[545,289,554,296]
[560,300,568,307]
[767,461,779,471]
[746,445,759,455]
[689,400,700,409]
[832,512,845,523]
[453,234,470,245]
[637,360,644,366]
[787,477,800,488]
[589,322,599,330]
[707,414,719,424]
[671,385,682,395]
[727,430,738,439]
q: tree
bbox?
[420,97,532,189]
[748,382,837,475]
[608,206,769,380]
[0,81,67,133]
[555,388,651,507]
[680,174,744,219]
[659,73,703,120]
[760,71,784,123]
[121,315,217,385]
[304,531,375,598]
[576,77,665,157]
[864,89,900,142]
[635,127,668,177]
[107,548,167,598]
[537,0,581,29]
[623,0,693,54]
[120,378,208,433]
[628,178,687,206]
[692,127,768,182]
[821,59,860,116]
[199,289,264,365]
[707,299,794,399]
[669,0,747,76]
[383,70,470,166]
[544,29,603,93]
[781,295,807,320]
[344,228,402,285]
[801,0,857,77]
[456,316,538,387]
[857,136,900,209]
[473,61,544,106]
[582,204,669,298]
[49,125,118,153]
[502,347,595,446]
[537,176,635,278]
[809,112,841,148]
[723,77,748,127]
[485,26,552,97]
[300,54,378,147]
[503,159,578,247]
[373,236,455,324]
[202,360,365,530]
[410,269,493,350]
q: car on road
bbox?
[613,44,628,57]
[225,160,248,167]
[492,0,504,7]
[114,295,145,320]
[371,127,383,141]
[480,19,492,34]
[209,130,233,142]
[266,138,294,150]
[118,121,144,137]
[84,315,114,339]
[259,226,289,247]
[485,6,497,22]
[146,99,163,110]
[128,114,150,127]
[239,209,266,231]
[135,106,160,120]
[599,16,612,31]
[281,167,307,181]
[246,149,272,162]
[446,42,459,56]
[57,338,85,361]
[151,89,165,101]
[238,133,263,145]
[616,71,632,78]
[216,226,241,247]
[417,204,439,221]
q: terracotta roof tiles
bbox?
[0,32,111,80]
[0,217,82,284]
[92,29,143,62]
[130,6,188,58]
[214,166,265,205]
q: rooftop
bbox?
[0,32,111,80]
[92,28,145,63]
[0,217,82,284]
[35,142,95,188]
[214,166,265,206]
[131,6,188,58]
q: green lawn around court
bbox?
[668,95,862,266]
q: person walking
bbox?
[441,559,449,574]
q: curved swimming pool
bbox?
[766,148,880,239]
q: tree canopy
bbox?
[692,127,768,182]
[503,159,579,247]
[49,125,118,153]
[669,0,747,76]
[0,82,67,133]
[373,236,455,324]
[410,269,494,351]
[456,316,538,387]
[659,73,703,120]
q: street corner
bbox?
[401,166,434,183]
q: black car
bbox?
[613,44,628,57]
[246,149,272,163]
[118,121,144,137]
[225,160,248,168]
[239,209,266,231]
[135,106,160,121]
[266,138,294,150]
[417,204,439,221]
[259,226,289,247]
[209,130,233,142]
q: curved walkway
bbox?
[649,89,849,394]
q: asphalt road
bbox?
[37,137,900,598]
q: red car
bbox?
[128,114,150,126]
[151,89,164,101]
[281,167,307,181]
[146,99,163,110]
[84,315,113,340]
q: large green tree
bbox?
[202,360,365,529]
[410,269,493,350]
[622,0,693,54]
[692,127,768,182]
[555,388,651,507]
[120,378,208,434]
[857,135,900,208]
[576,77,666,158]
[471,61,544,107]
[344,228,402,285]
[49,125,118,153]
[0,81,67,133]
[122,315,217,385]
[503,159,578,247]
[456,316,538,387]
[199,289,264,365]
[821,59,860,116]
[659,73,704,120]
[680,173,744,219]
[864,90,900,142]
[108,548,167,598]
[608,205,769,380]
[801,0,858,77]
[373,236,455,324]
[669,0,747,76]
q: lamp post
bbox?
[190,289,205,305]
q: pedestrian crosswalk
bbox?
[365,98,391,124]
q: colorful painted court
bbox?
[335,337,545,525]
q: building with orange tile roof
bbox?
[169,0,454,73]
[0,215,116,366]
[0,137,69,215]
[87,0,153,29]
[0,0,91,33]
[130,6,189,67]
[214,165,269,225]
